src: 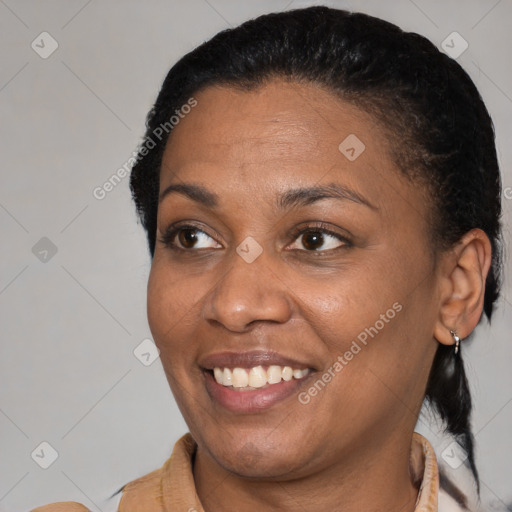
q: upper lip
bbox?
[199,350,313,370]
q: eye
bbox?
[288,226,350,252]
[159,225,222,250]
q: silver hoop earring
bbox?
[450,330,460,355]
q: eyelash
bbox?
[158,222,352,253]
[158,223,218,251]
[287,223,352,252]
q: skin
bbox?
[147,80,492,512]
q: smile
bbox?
[200,350,316,412]
[213,365,311,390]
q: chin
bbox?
[220,451,303,480]
[201,431,307,479]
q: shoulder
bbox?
[29,454,170,512]
[117,463,167,509]
[31,503,90,511]
[30,434,195,512]
[118,433,197,511]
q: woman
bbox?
[33,5,503,511]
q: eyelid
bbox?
[159,220,353,252]
[158,222,223,249]
[286,222,353,250]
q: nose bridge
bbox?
[204,246,292,331]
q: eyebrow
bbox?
[159,182,376,210]
[277,183,376,210]
[159,183,218,207]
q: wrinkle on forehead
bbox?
[217,122,322,168]
[166,82,367,171]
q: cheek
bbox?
[147,264,206,410]
[291,259,420,390]
[147,261,202,355]
[291,262,397,345]
[147,266,173,342]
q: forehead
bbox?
[165,80,387,167]
[159,79,427,225]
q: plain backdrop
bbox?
[0,1,511,510]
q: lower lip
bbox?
[203,370,313,413]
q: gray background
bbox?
[0,1,510,510]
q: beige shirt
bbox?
[32,432,440,511]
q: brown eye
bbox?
[302,231,324,250]
[178,228,200,248]
[287,227,348,252]
[162,226,222,250]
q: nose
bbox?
[202,249,293,332]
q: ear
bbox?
[433,228,492,346]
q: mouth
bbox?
[200,351,316,413]
[210,365,311,390]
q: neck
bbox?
[193,432,420,512]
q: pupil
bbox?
[303,231,323,250]
[179,229,197,248]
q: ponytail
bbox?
[425,343,479,492]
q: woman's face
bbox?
[148,80,440,478]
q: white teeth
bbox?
[267,365,282,384]
[248,366,267,388]
[282,366,293,381]
[213,367,223,384]
[232,367,249,388]
[292,369,303,379]
[222,368,232,386]
[211,364,310,388]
